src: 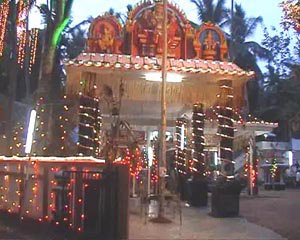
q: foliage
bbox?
[280,0,300,32]
[225,4,269,79]
[262,28,293,78]
[60,18,92,59]
[190,0,228,25]
[260,22,300,124]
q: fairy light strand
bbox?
[217,80,235,179]
[192,103,206,177]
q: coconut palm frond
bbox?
[246,16,263,37]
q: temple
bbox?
[0,0,280,237]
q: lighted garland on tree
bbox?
[77,94,102,157]
[151,144,159,184]
[192,103,206,178]
[122,146,143,178]
[175,117,187,176]
[217,80,235,179]
[11,122,25,156]
[32,97,48,156]
[141,147,149,168]
[252,154,259,193]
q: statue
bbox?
[194,23,228,61]
[86,15,122,54]
[98,25,114,53]
[202,30,218,60]
[167,13,181,58]
[136,9,161,56]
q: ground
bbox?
[0,188,299,240]
[240,188,300,240]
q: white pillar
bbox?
[147,129,152,196]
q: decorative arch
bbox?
[87,14,123,54]
[193,22,228,61]
[125,0,193,59]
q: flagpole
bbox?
[152,0,170,223]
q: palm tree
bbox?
[37,0,74,100]
[190,0,227,25]
[222,4,270,112]
[225,4,269,79]
[32,0,74,155]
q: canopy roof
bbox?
[65,53,254,126]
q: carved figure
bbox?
[194,23,228,61]
[98,26,114,53]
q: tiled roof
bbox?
[65,53,255,78]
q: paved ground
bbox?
[240,188,300,240]
[1,188,299,240]
[129,196,284,240]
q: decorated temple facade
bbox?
[65,0,258,165]
[0,0,281,235]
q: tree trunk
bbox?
[6,0,18,155]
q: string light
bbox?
[29,28,39,74]
[77,95,102,157]
[0,0,9,56]
[271,158,278,179]
[175,117,187,175]
[192,103,206,177]
[150,145,158,184]
[121,147,143,178]
[10,123,25,156]
[32,97,47,156]
[16,0,29,68]
[217,80,235,179]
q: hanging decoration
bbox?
[29,28,39,74]
[16,0,30,68]
[0,0,9,56]
[191,103,206,177]
[217,80,235,179]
